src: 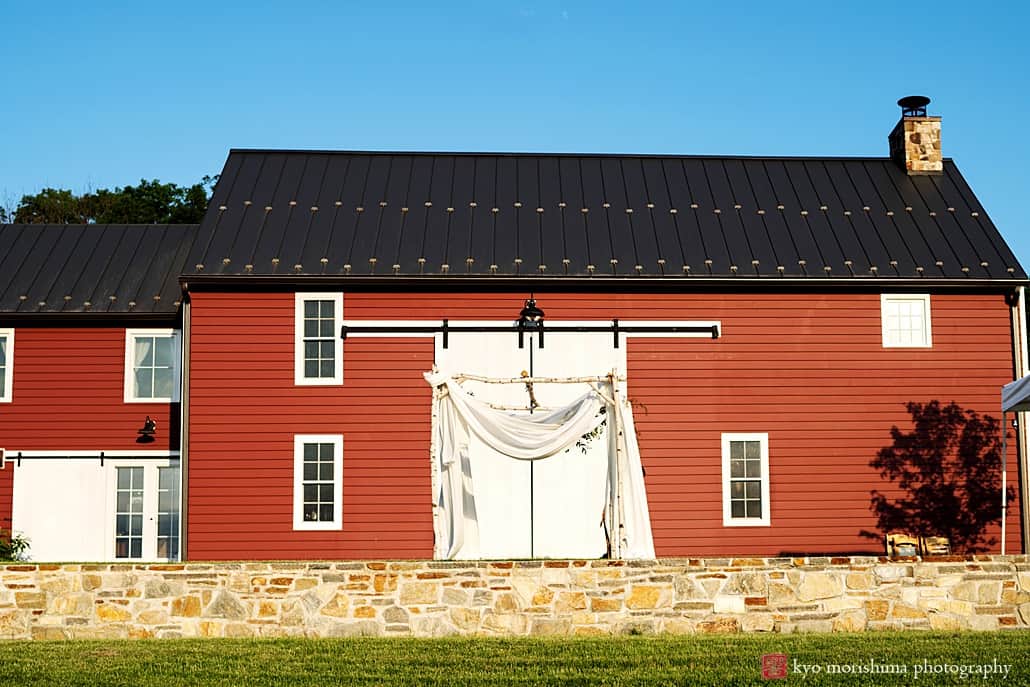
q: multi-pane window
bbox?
[157,467,180,560]
[125,329,179,402]
[304,300,336,378]
[0,329,12,402]
[115,467,144,558]
[721,433,770,526]
[295,293,343,385]
[293,435,343,530]
[881,294,932,348]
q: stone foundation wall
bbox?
[2,556,1029,639]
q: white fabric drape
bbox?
[425,370,655,560]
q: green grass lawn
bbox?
[0,632,1027,686]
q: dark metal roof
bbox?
[0,224,199,318]
[187,150,1025,282]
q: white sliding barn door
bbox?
[435,326,624,559]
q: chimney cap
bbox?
[898,95,931,117]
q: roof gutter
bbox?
[0,312,182,325]
[181,275,1030,292]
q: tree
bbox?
[10,176,216,224]
[12,188,88,223]
[864,400,1014,553]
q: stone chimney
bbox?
[888,95,942,175]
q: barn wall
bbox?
[0,327,178,453]
[186,291,1021,559]
[0,326,179,550]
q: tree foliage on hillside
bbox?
[9,176,216,224]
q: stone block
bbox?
[714,595,745,613]
[865,600,890,622]
[697,617,739,634]
[574,626,607,636]
[968,615,998,631]
[591,597,622,613]
[626,585,670,609]
[353,606,376,619]
[204,591,248,620]
[555,591,587,612]
[846,572,873,590]
[797,573,841,602]
[832,610,866,632]
[978,581,1002,605]
[795,619,834,633]
[412,616,458,637]
[493,593,520,614]
[724,572,767,595]
[873,565,911,582]
[383,606,409,623]
[449,607,481,631]
[14,592,45,610]
[767,583,797,605]
[49,593,93,617]
[373,574,398,593]
[171,595,201,617]
[929,613,963,631]
[31,626,70,640]
[0,610,29,638]
[137,609,169,625]
[616,619,656,635]
[145,579,185,599]
[531,588,554,606]
[442,588,468,605]
[741,614,775,632]
[258,601,279,618]
[481,612,527,634]
[293,578,319,591]
[530,618,571,636]
[399,582,439,605]
[97,604,132,623]
[326,620,382,637]
[40,576,76,595]
[661,618,696,634]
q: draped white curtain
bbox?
[425,370,655,560]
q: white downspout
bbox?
[1016,286,1030,554]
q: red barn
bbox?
[1,100,1028,561]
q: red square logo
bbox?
[761,653,788,680]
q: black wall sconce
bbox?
[516,298,545,349]
[137,416,156,443]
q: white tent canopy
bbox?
[425,369,655,560]
[999,373,1030,554]
[1002,374,1030,413]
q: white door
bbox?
[435,325,623,558]
[12,456,179,561]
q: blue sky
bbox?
[2,1,1028,267]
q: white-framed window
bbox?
[114,466,145,558]
[721,433,771,527]
[293,434,343,530]
[124,329,181,403]
[881,294,932,348]
[107,459,181,561]
[0,328,13,403]
[295,293,344,385]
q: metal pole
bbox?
[529,338,534,559]
[1002,410,1008,555]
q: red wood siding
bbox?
[187,294,434,560]
[0,328,177,451]
[187,291,1022,559]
